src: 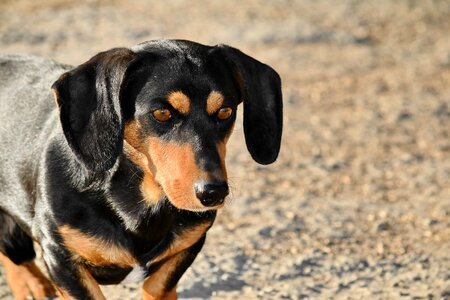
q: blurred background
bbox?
[1,0,449,299]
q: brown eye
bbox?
[152,108,172,122]
[217,107,233,120]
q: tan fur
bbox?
[55,267,105,300]
[124,121,165,205]
[216,141,228,180]
[124,120,144,155]
[153,222,210,264]
[143,256,179,300]
[206,91,224,115]
[143,288,177,300]
[56,267,106,300]
[52,88,60,107]
[0,253,56,300]
[142,222,210,299]
[79,267,106,300]
[51,72,69,108]
[124,116,232,211]
[59,225,136,267]
[141,173,166,204]
[167,91,190,114]
[145,138,207,210]
[56,287,77,300]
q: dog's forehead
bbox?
[132,64,229,105]
[132,39,195,52]
[131,39,206,67]
[128,41,239,112]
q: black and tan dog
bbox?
[0,39,282,300]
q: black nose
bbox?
[195,182,229,207]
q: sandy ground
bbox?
[1,0,450,299]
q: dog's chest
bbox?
[120,222,210,283]
[59,220,211,284]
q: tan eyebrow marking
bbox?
[167,91,190,114]
[206,91,224,115]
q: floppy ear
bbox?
[52,48,137,172]
[216,45,283,164]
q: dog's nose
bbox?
[195,181,229,207]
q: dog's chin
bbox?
[182,203,225,213]
[165,196,225,212]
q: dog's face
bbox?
[52,40,282,211]
[121,50,240,211]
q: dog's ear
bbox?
[216,45,283,164]
[52,48,137,172]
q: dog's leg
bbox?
[142,238,206,300]
[40,250,106,300]
[142,255,179,300]
[54,267,105,300]
[143,286,177,300]
[0,253,56,300]
[0,211,55,300]
[39,239,106,300]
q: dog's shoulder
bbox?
[0,55,71,214]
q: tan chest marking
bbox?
[59,225,136,267]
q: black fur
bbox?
[215,45,283,164]
[0,210,36,265]
[0,39,282,298]
[52,48,136,173]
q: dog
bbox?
[0,39,282,300]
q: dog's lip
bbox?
[180,201,225,212]
[191,205,225,212]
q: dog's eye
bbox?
[152,109,172,122]
[217,107,233,120]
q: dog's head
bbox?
[52,40,282,211]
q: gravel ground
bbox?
[1,0,450,299]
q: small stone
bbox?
[376,221,390,232]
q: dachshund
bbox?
[0,39,282,300]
